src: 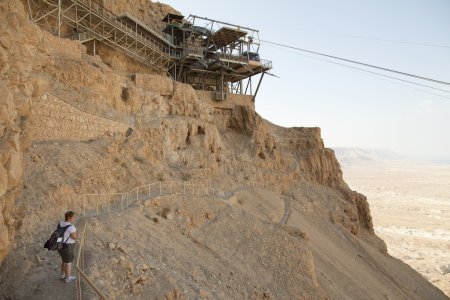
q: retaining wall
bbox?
[29,94,130,141]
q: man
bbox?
[58,211,77,283]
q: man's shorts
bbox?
[58,243,75,263]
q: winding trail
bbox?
[76,181,292,225]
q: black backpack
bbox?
[44,224,72,251]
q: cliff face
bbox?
[0,0,39,264]
[0,0,87,264]
[0,1,447,299]
[0,0,378,270]
[226,105,374,236]
[98,0,180,30]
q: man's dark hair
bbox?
[65,211,76,221]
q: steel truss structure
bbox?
[27,0,175,73]
[166,15,272,100]
[27,0,273,100]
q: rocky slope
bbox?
[0,0,448,299]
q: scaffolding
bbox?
[27,0,273,100]
[27,0,175,73]
[165,14,272,100]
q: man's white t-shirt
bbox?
[59,221,76,244]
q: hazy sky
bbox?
[163,0,450,163]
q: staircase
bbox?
[29,0,177,73]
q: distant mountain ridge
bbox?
[333,147,405,165]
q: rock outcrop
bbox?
[0,0,371,266]
[0,1,447,300]
[0,0,34,264]
[0,0,86,263]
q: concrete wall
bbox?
[29,94,130,141]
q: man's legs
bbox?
[64,262,76,283]
[60,262,65,278]
[64,262,71,277]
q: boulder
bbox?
[5,151,22,189]
[0,164,7,197]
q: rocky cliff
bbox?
[0,1,447,299]
[0,0,39,264]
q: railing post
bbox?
[159,181,162,195]
[82,225,85,275]
[148,184,151,198]
[121,193,124,209]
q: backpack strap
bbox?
[64,225,73,244]
[58,223,73,244]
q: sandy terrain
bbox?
[1,139,447,299]
[341,160,450,296]
[1,0,448,298]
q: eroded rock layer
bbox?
[0,1,447,299]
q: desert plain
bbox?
[340,157,450,296]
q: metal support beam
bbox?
[57,0,61,37]
[253,72,265,102]
[27,0,272,99]
[188,14,259,33]
[28,0,175,74]
[244,79,250,95]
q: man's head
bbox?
[65,211,76,223]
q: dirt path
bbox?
[0,184,286,300]
[0,247,76,300]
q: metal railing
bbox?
[217,52,248,63]
[75,223,108,300]
[29,0,177,72]
[260,59,273,69]
[74,181,232,218]
[214,53,272,69]
[72,180,291,225]
[71,182,290,299]
[70,181,231,298]
[72,0,173,57]
[182,47,204,58]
